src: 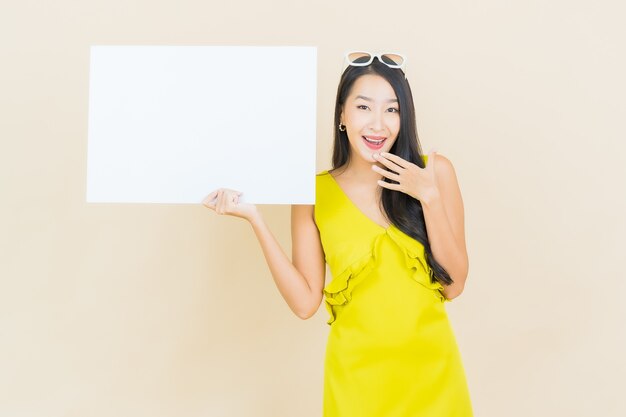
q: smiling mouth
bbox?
[362,136,386,145]
[362,136,387,150]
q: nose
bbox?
[370,109,384,132]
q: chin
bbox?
[358,150,378,162]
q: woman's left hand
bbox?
[372,149,440,203]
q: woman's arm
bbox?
[371,151,469,300]
[203,189,326,319]
[247,205,325,319]
[420,154,469,300]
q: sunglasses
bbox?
[342,51,407,78]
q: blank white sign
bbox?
[86,45,317,204]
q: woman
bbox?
[203,52,473,416]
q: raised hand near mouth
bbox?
[371,149,440,204]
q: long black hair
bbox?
[331,57,453,286]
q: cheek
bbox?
[392,115,401,131]
[383,112,400,129]
[347,111,367,127]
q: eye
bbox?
[388,108,399,113]
[357,105,369,110]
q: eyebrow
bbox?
[355,95,398,103]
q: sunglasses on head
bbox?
[342,51,407,78]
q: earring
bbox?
[338,123,346,132]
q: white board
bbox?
[86,45,317,204]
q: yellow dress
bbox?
[315,159,473,417]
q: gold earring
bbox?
[338,123,346,132]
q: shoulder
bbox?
[428,152,456,180]
[429,153,458,192]
[316,170,330,187]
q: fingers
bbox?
[202,190,218,209]
[377,152,409,169]
[372,154,402,173]
[217,189,225,213]
[218,189,234,214]
[202,188,241,214]
[377,179,402,191]
[372,164,401,181]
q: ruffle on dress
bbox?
[322,234,383,325]
[322,227,449,326]
[386,227,449,304]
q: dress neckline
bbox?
[324,170,393,232]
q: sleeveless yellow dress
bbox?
[315,157,473,416]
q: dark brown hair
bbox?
[331,57,453,286]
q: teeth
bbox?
[363,136,385,144]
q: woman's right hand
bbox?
[202,188,258,222]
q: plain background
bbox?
[1,1,624,416]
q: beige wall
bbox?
[2,0,625,416]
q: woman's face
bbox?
[340,74,401,164]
